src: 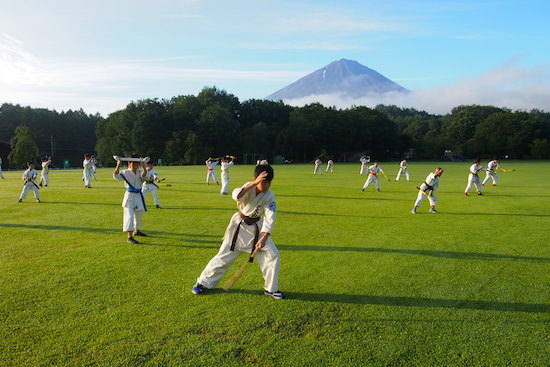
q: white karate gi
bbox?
[197,182,280,293]
[220,161,234,195]
[142,168,160,206]
[83,158,93,187]
[359,157,370,175]
[91,158,97,181]
[205,160,219,184]
[465,163,484,194]
[0,157,4,178]
[363,165,383,190]
[40,160,51,186]
[395,160,410,181]
[313,159,322,174]
[326,160,334,173]
[482,160,500,186]
[114,169,147,232]
[414,172,440,208]
[19,168,40,201]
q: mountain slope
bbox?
[266,59,409,101]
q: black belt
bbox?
[230,212,260,261]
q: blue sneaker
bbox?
[192,282,206,295]
[264,290,286,300]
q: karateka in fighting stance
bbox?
[114,156,148,244]
[220,155,235,195]
[313,158,322,175]
[482,158,501,187]
[359,155,370,175]
[411,167,443,214]
[395,159,410,182]
[362,161,384,192]
[18,161,40,203]
[142,161,162,209]
[39,156,52,187]
[205,158,219,185]
[192,164,285,300]
[464,159,485,196]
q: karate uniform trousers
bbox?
[314,165,321,175]
[414,190,437,208]
[396,168,410,181]
[83,168,92,186]
[465,173,482,193]
[206,169,218,184]
[19,181,40,200]
[363,173,380,190]
[196,213,280,293]
[482,171,498,185]
[221,170,230,194]
[40,169,49,186]
[142,183,160,206]
[360,164,368,175]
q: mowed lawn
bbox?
[0,161,548,366]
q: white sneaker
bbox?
[411,208,416,214]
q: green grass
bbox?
[1,161,548,366]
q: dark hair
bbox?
[130,153,140,159]
[254,164,274,181]
[27,161,34,166]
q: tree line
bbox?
[2,87,550,168]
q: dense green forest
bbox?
[1,86,550,168]
[0,103,101,168]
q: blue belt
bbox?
[126,187,142,193]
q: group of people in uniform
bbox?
[4,152,509,301]
[310,156,506,215]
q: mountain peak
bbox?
[266,59,409,101]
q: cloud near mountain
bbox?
[266,58,550,114]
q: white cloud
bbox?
[282,59,550,114]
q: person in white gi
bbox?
[39,156,52,186]
[326,159,334,173]
[362,161,384,192]
[482,158,501,187]
[220,155,235,195]
[83,154,94,188]
[192,164,285,300]
[90,155,98,181]
[395,159,410,182]
[359,156,370,175]
[411,168,443,214]
[464,159,485,196]
[142,161,162,209]
[18,161,40,203]
[313,158,322,175]
[260,159,269,165]
[205,158,219,185]
[114,157,148,244]
[0,157,4,179]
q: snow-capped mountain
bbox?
[265,59,409,101]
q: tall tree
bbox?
[8,126,39,168]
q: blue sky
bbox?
[1,0,549,115]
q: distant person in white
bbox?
[114,156,148,244]
[482,158,501,187]
[39,156,52,186]
[91,155,98,181]
[326,159,334,173]
[83,153,94,188]
[220,155,235,195]
[464,159,485,196]
[205,158,219,185]
[359,156,370,175]
[395,159,410,182]
[0,157,4,179]
[18,161,40,203]
[411,168,443,214]
[142,161,162,209]
[313,158,322,175]
[362,161,384,192]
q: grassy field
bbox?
[0,161,548,366]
